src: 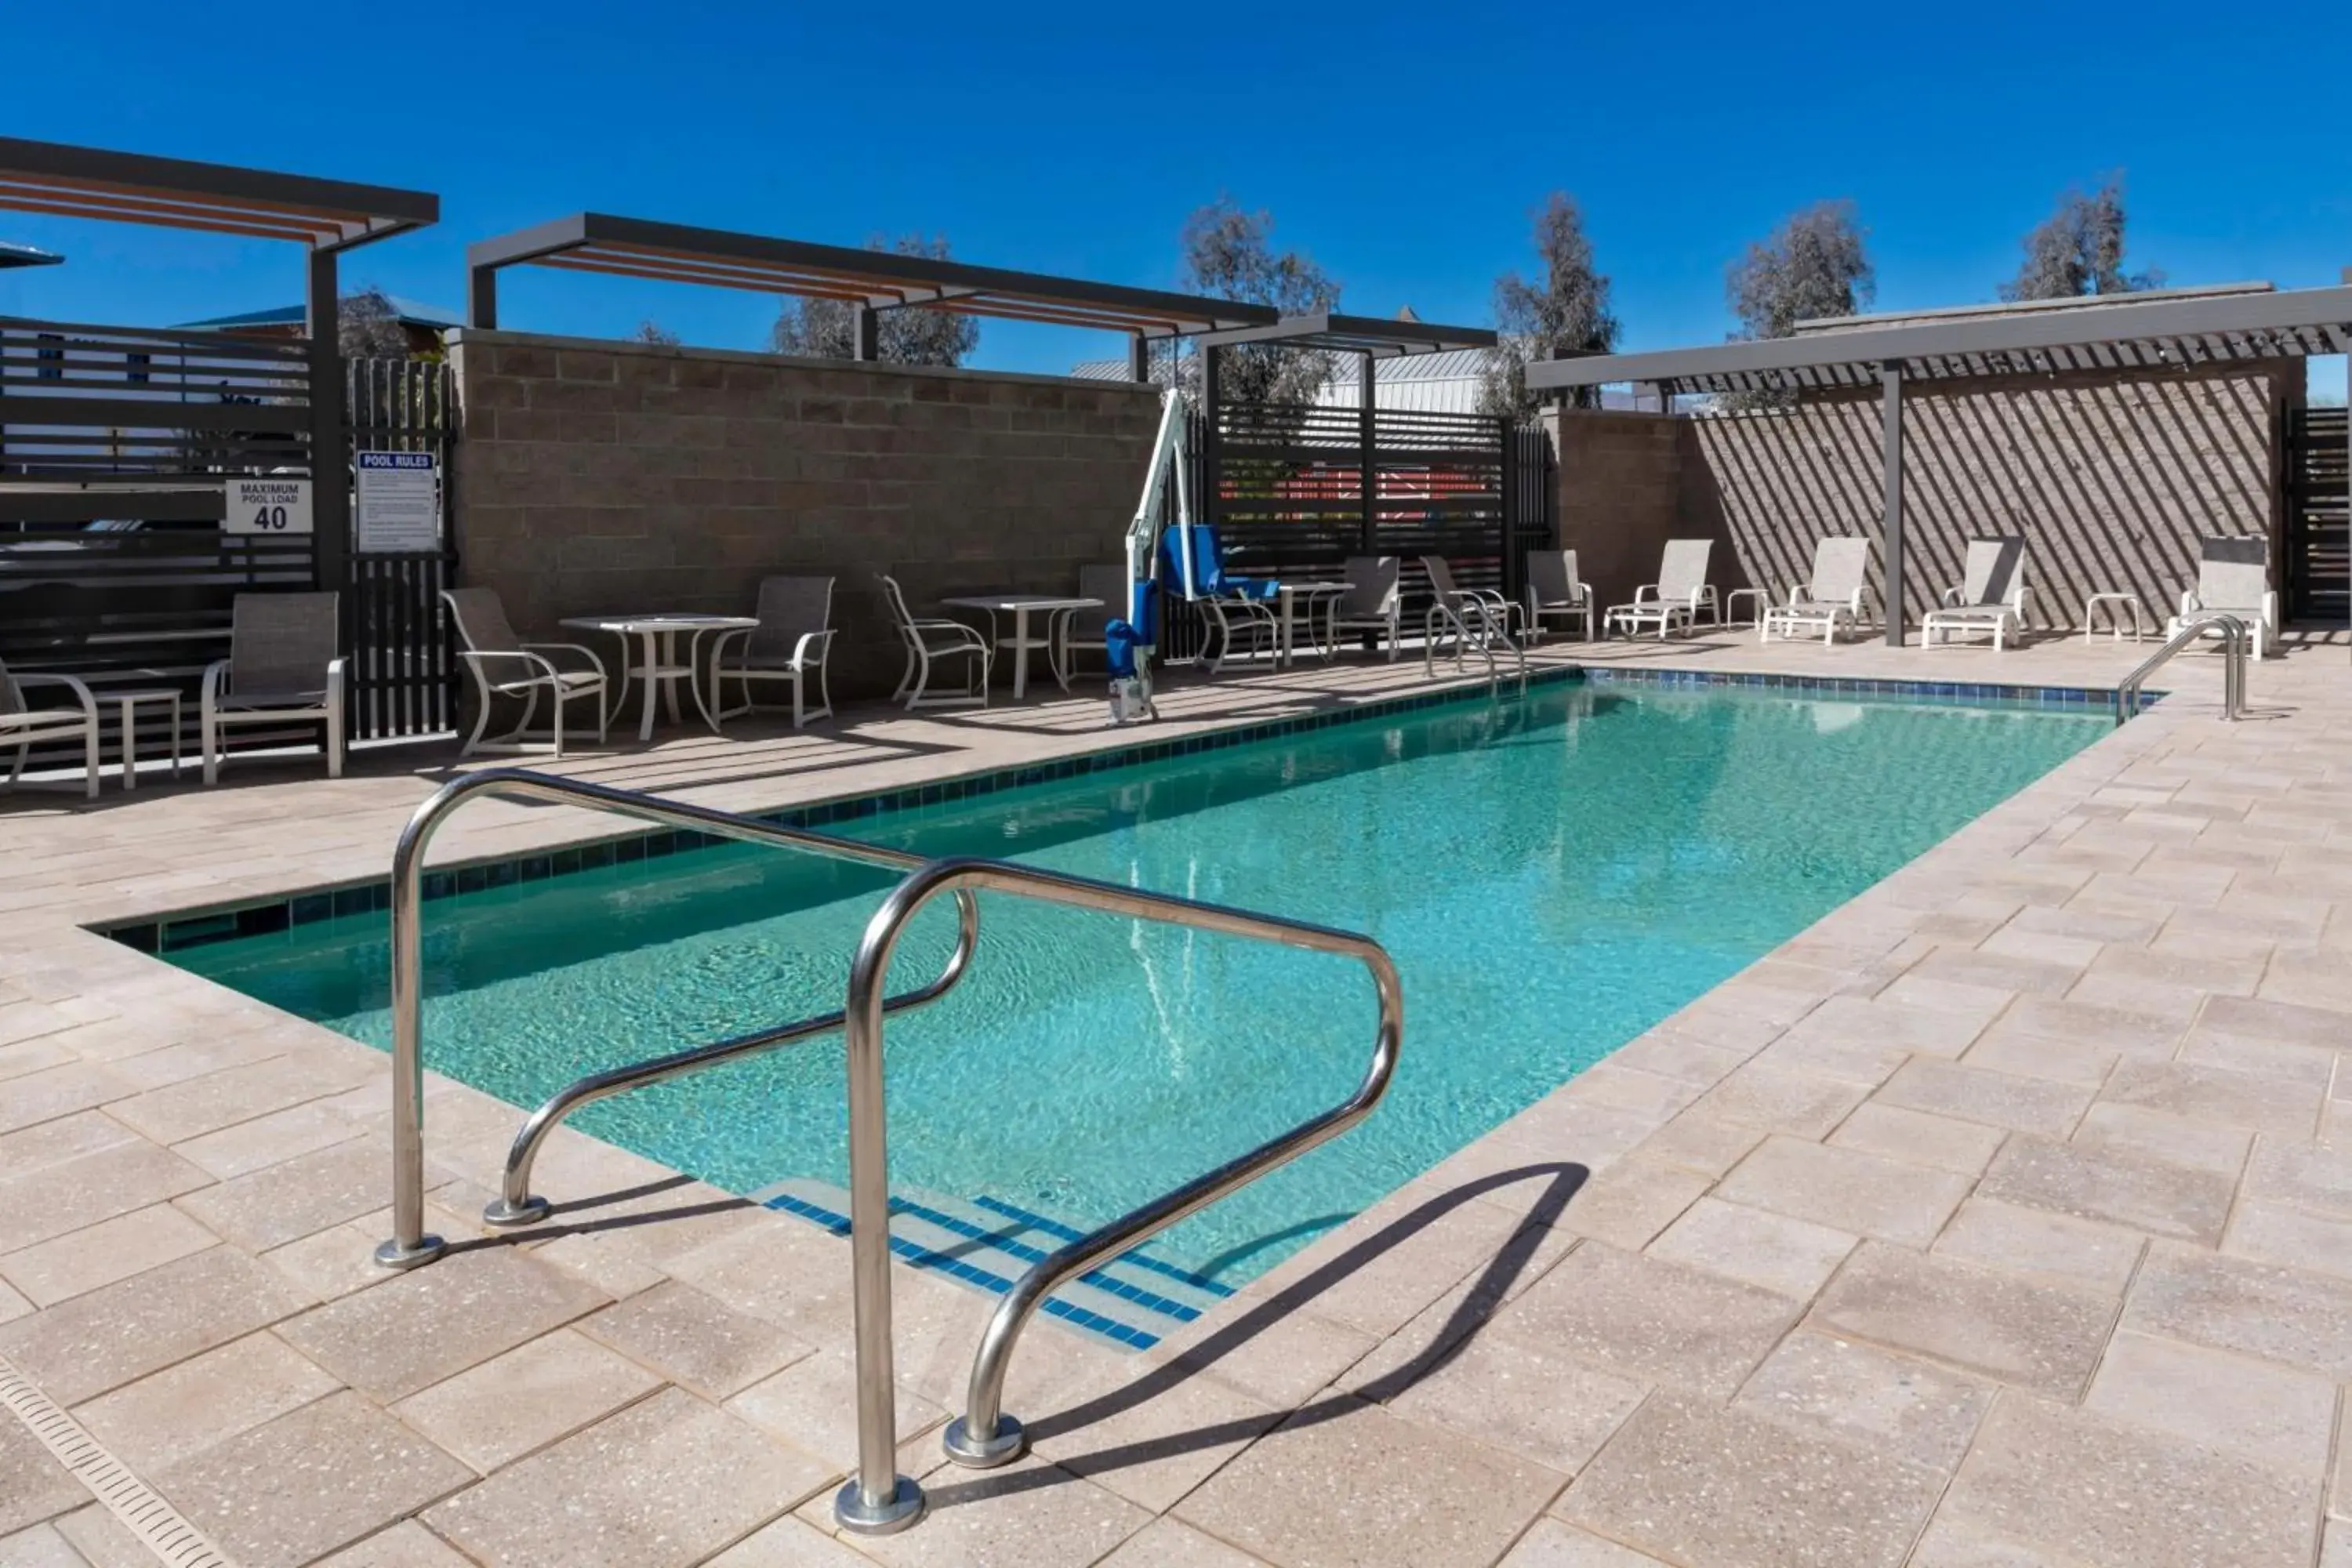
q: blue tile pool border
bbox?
[102,661,2134,958]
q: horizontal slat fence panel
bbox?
[2288,405,2347,625]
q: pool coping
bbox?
[103,663,2136,958]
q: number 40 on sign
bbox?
[223,477,314,535]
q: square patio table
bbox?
[939,594,1103,700]
[560,613,760,741]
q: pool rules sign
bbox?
[355,451,443,554]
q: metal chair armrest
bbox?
[11,670,100,720]
[519,642,609,680]
[793,628,837,668]
[459,648,563,685]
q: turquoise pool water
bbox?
[169,679,2103,1301]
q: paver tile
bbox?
[2100,1059,2322,1137]
[1545,1156,1711,1250]
[280,1242,609,1403]
[1809,1241,2116,1399]
[0,1246,304,1404]
[2244,1137,2352,1219]
[0,1064,128,1138]
[151,1390,472,1568]
[1716,1136,1972,1245]
[1828,1102,2006,1175]
[1560,1388,1944,1568]
[1931,1197,2145,1294]
[2071,1102,2252,1178]
[1496,1519,1671,1566]
[314,1521,477,1566]
[1872,1058,2092,1135]
[1177,1396,1563,1568]
[1368,1311,1649,1476]
[1689,1062,1869,1138]
[727,1345,949,1477]
[1143,1305,1378,1410]
[1940,1394,2318,1568]
[2084,1330,2335,1472]
[390,1327,662,1473]
[1494,1241,1797,1399]
[0,1139,211,1255]
[1026,1363,1283,1513]
[1977,1134,2236,1243]
[1625,1112,1761,1178]
[0,1201,216,1305]
[1735,1330,1994,1473]
[73,1330,339,1473]
[104,1050,379,1145]
[577,1279,812,1401]
[0,1415,84,1537]
[426,1387,834,1568]
[1646,1196,1857,1299]
[1093,1518,1270,1568]
[2226,1201,2352,1280]
[2122,1243,2352,1377]
[705,1515,891,1568]
[0,1111,135,1181]
[170,1101,362,1181]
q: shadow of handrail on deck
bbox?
[919,1160,1590,1514]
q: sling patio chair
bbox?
[1328,555,1403,660]
[1604,539,1719,639]
[1419,554,1524,670]
[2168,535,2278,659]
[712,575,837,728]
[1,657,100,800]
[1052,564,1131,684]
[200,592,346,784]
[880,573,992,709]
[443,586,610,757]
[1761,537,1871,646]
[1523,549,1595,643]
[1921,537,2030,650]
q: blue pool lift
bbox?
[1105,390,1277,724]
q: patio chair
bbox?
[713,575,837,728]
[1420,555,1524,668]
[2168,535,2277,659]
[443,586,610,757]
[1921,537,2030,650]
[1052,564,1130,684]
[879,574,991,709]
[1761,537,1871,647]
[1329,555,1403,660]
[1,658,100,800]
[1523,550,1594,643]
[1604,539,1719,639]
[199,593,346,785]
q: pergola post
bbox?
[467,263,497,329]
[1880,361,1904,647]
[1128,334,1150,383]
[307,247,349,604]
[1358,354,1377,553]
[851,306,878,361]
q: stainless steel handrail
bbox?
[2114,612,2248,727]
[373,768,981,1271]
[832,855,1403,1537]
[1421,597,1529,698]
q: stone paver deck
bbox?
[4,629,2348,1566]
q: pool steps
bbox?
[752,1176,1227,1349]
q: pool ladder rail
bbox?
[2114,612,2249,726]
[372,768,1404,1541]
[1421,596,1530,699]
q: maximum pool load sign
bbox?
[355,451,442,553]
[223,475,314,535]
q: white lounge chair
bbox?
[1761,537,1870,646]
[2168,536,2277,659]
[201,592,346,784]
[1053,564,1129,683]
[1922,538,2029,649]
[1329,555,1402,659]
[0,657,100,800]
[713,575,836,728]
[880,574,990,709]
[1606,539,1718,639]
[444,586,610,757]
[1523,550,1595,643]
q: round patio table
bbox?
[560,614,760,742]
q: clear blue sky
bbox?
[3,0,2346,395]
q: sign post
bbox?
[355,451,442,554]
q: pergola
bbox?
[465,212,1278,377]
[0,241,63,270]
[1192,311,1499,548]
[1526,281,2352,644]
[0,136,439,562]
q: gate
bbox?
[1176,400,1551,660]
[2288,405,2349,626]
[346,357,456,740]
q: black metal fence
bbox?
[347,358,456,740]
[2288,405,2348,625]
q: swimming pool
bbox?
[162,675,2106,1342]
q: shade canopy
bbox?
[1196,310,1496,359]
[1526,282,2352,397]
[466,212,1279,341]
[0,136,436,252]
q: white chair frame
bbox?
[200,593,347,785]
[712,578,837,728]
[880,575,992,709]
[444,588,610,758]
[1,664,101,800]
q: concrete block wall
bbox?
[1553,361,2297,633]
[447,330,1162,699]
